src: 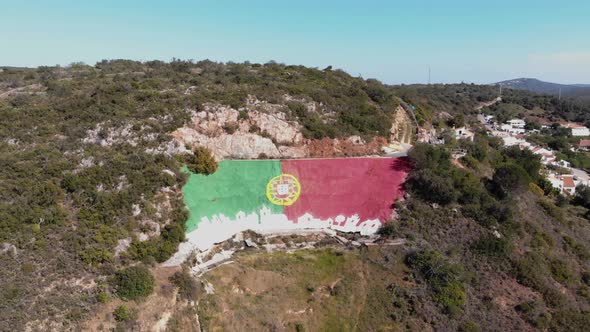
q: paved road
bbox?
[571,167,589,183]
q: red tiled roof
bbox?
[578,139,590,147]
[563,176,575,188]
[562,123,587,129]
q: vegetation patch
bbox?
[114,265,155,300]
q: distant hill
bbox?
[496,78,590,101]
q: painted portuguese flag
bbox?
[183,157,410,251]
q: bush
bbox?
[573,185,590,208]
[186,147,218,175]
[471,235,510,258]
[529,182,545,196]
[113,305,130,321]
[407,169,457,205]
[97,292,110,304]
[549,259,573,284]
[407,143,451,171]
[433,281,466,315]
[170,269,201,301]
[115,265,155,300]
[458,321,481,332]
[377,221,397,237]
[493,163,531,194]
[538,199,565,223]
[406,250,465,314]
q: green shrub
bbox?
[407,169,457,205]
[573,185,590,208]
[186,147,217,175]
[458,321,481,332]
[97,292,110,304]
[513,252,547,291]
[549,259,573,284]
[549,310,590,332]
[529,182,544,196]
[471,235,510,258]
[493,163,531,194]
[563,236,590,259]
[538,198,565,223]
[113,305,130,321]
[433,281,466,315]
[114,265,155,300]
[406,250,465,314]
[377,221,397,237]
[460,155,479,170]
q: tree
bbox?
[407,169,458,205]
[186,147,218,175]
[407,143,451,171]
[114,266,155,300]
[448,114,465,128]
[573,185,590,209]
[524,121,541,131]
[493,163,531,193]
[502,147,541,180]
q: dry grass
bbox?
[197,247,415,332]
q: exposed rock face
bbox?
[173,128,289,159]
[389,106,414,145]
[250,111,303,144]
[173,99,307,159]
[173,96,398,159]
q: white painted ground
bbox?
[162,205,383,267]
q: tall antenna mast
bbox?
[499,84,502,96]
[428,66,431,85]
[559,88,562,101]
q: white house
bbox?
[547,173,579,195]
[562,176,576,195]
[554,160,571,169]
[531,146,552,156]
[562,123,590,137]
[507,119,526,129]
[500,123,525,134]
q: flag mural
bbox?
[183,157,411,251]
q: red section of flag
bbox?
[281,157,411,224]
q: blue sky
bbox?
[2,0,589,84]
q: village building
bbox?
[562,175,576,195]
[499,119,525,134]
[577,139,590,152]
[416,128,444,145]
[547,173,579,195]
[555,160,571,168]
[454,127,474,141]
[531,146,553,156]
[507,119,525,128]
[561,123,590,137]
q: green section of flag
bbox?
[183,160,283,233]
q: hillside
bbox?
[2,60,590,331]
[497,78,590,101]
[0,60,412,331]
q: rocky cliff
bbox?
[173,96,413,159]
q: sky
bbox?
[1,0,590,84]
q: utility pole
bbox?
[559,88,562,101]
[499,84,502,96]
[428,66,431,85]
